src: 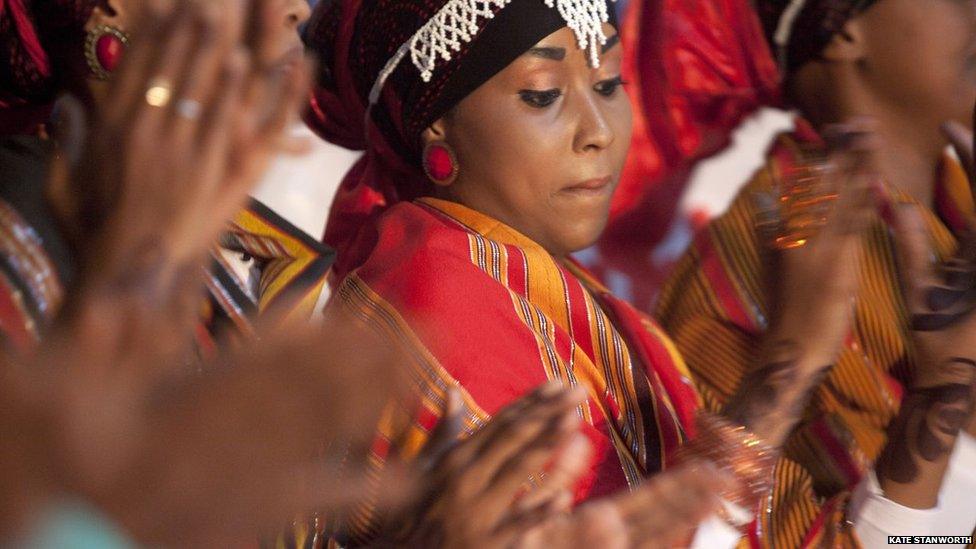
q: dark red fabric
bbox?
[303,0,488,279]
[605,0,780,247]
[0,0,99,134]
[591,0,780,309]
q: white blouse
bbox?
[851,433,976,548]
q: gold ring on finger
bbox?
[145,78,174,108]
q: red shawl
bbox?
[327,197,701,541]
[590,0,781,309]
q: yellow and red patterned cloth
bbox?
[323,196,701,543]
[0,193,333,356]
[0,197,64,353]
[199,198,335,351]
[656,120,971,547]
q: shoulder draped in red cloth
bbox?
[326,197,700,542]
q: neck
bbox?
[866,118,941,207]
[792,67,946,208]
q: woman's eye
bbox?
[518,88,562,108]
[594,75,626,97]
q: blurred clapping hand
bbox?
[0,0,410,546]
[379,383,734,549]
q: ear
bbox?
[421,116,450,147]
[87,0,125,29]
[420,117,459,187]
[821,17,868,63]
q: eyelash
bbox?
[518,75,627,108]
[595,75,627,97]
[518,88,561,108]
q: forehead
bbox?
[516,23,621,67]
[530,22,618,49]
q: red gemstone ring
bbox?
[85,25,130,80]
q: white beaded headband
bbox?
[772,0,875,69]
[367,0,616,107]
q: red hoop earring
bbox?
[85,25,129,80]
[423,141,459,185]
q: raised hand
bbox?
[0,1,400,545]
[59,0,309,304]
[387,383,733,549]
[878,144,976,508]
[386,383,590,548]
[525,462,732,549]
[84,320,406,547]
[725,121,881,447]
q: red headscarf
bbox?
[584,0,780,311]
[602,0,781,248]
[0,0,100,134]
[600,0,880,250]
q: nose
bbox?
[283,0,312,30]
[572,88,615,154]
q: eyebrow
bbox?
[526,33,621,62]
[527,46,566,60]
[602,34,620,53]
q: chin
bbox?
[559,218,609,256]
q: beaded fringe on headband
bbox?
[369,0,616,105]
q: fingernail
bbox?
[445,386,463,415]
[557,410,581,432]
[875,187,895,226]
[565,385,588,404]
[564,431,592,456]
[540,381,564,397]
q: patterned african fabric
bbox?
[0,196,63,354]
[319,197,701,544]
[201,198,336,348]
[655,119,970,548]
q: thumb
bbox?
[415,387,465,472]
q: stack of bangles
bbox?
[675,413,779,529]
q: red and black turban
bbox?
[303,0,618,277]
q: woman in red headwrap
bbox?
[657,0,976,546]
[303,0,886,544]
